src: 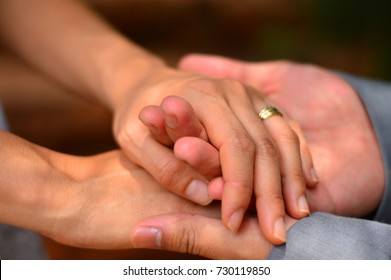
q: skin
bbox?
[140,96,317,191]
[0,130,220,249]
[131,55,384,259]
[131,213,298,260]
[0,0,313,244]
[176,55,385,216]
[139,95,317,233]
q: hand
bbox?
[0,130,220,250]
[131,212,298,259]
[139,96,317,200]
[41,150,221,249]
[115,67,311,244]
[0,0,309,245]
[178,55,384,216]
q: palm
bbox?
[247,62,384,216]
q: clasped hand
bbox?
[112,66,316,245]
[130,55,384,259]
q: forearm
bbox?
[0,130,78,236]
[0,0,166,109]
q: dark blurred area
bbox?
[89,0,391,78]
[1,0,391,259]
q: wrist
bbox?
[97,42,168,110]
[35,152,90,242]
[0,133,77,237]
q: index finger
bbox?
[185,93,255,233]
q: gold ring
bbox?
[258,105,283,121]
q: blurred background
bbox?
[1,0,391,259]
[87,0,391,78]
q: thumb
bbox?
[131,214,272,259]
[178,54,247,80]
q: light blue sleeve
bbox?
[268,212,391,259]
[0,102,9,131]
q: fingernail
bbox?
[186,180,212,205]
[165,114,178,129]
[147,124,160,135]
[298,195,310,215]
[274,217,286,243]
[133,227,162,249]
[311,167,319,184]
[141,120,159,135]
[227,208,244,232]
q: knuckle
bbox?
[116,123,141,149]
[229,179,253,197]
[222,78,250,101]
[173,220,200,255]
[279,127,300,145]
[185,77,248,99]
[256,138,279,161]
[283,169,305,187]
[229,131,255,155]
[256,189,284,208]
[156,158,187,190]
[183,78,226,105]
[186,78,220,96]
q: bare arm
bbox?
[0,130,76,235]
[0,130,220,249]
[0,0,164,108]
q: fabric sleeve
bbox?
[268,212,391,260]
[0,102,9,131]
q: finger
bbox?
[208,177,224,200]
[120,125,212,206]
[139,105,173,146]
[174,136,221,178]
[288,120,319,188]
[161,96,208,142]
[131,214,272,259]
[261,112,310,220]
[181,56,312,220]
[223,91,287,245]
[208,181,256,211]
[185,92,255,234]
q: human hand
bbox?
[178,54,384,216]
[41,150,220,249]
[131,212,298,259]
[139,95,317,199]
[0,131,220,249]
[120,67,312,244]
